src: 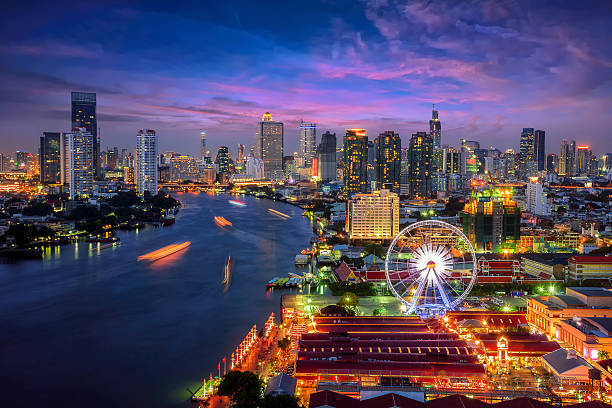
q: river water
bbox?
[0,193,313,407]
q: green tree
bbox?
[337,291,359,307]
[598,350,610,360]
[217,371,262,408]
[260,394,301,408]
[363,242,385,259]
[277,337,291,352]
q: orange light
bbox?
[138,241,191,261]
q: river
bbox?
[0,192,313,407]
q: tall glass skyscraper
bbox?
[375,131,401,194]
[298,121,316,167]
[317,131,336,182]
[343,129,368,196]
[136,129,158,196]
[533,130,546,171]
[559,140,570,176]
[200,132,207,160]
[71,92,98,178]
[60,129,94,199]
[40,132,61,184]
[519,128,534,165]
[254,112,284,179]
[408,132,433,198]
[429,105,441,149]
[216,146,230,173]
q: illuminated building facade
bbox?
[254,112,284,179]
[546,153,557,173]
[461,189,521,252]
[526,179,550,216]
[298,121,316,167]
[246,157,264,179]
[170,155,199,181]
[317,131,336,182]
[568,256,612,281]
[40,132,61,184]
[216,146,230,173]
[343,129,368,196]
[346,189,399,240]
[443,147,460,174]
[71,92,99,178]
[200,132,207,160]
[61,128,94,199]
[429,104,441,149]
[460,139,480,176]
[576,146,592,175]
[408,132,433,198]
[123,166,134,184]
[559,140,570,175]
[374,131,401,194]
[136,129,157,195]
[519,128,534,165]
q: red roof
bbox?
[310,390,359,408]
[478,276,513,283]
[295,359,486,377]
[427,394,490,408]
[361,393,425,408]
[566,402,612,408]
[569,256,612,265]
[492,397,555,408]
[335,261,357,281]
[479,340,560,356]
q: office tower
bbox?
[367,140,376,189]
[559,140,570,176]
[317,131,336,183]
[106,147,117,169]
[254,112,284,179]
[533,130,545,171]
[40,132,61,184]
[374,131,401,194]
[283,156,295,180]
[460,139,480,176]
[246,156,265,179]
[343,129,368,196]
[237,144,246,166]
[0,154,8,172]
[461,189,520,252]
[408,132,433,198]
[602,153,612,175]
[216,146,230,173]
[443,147,460,174]
[346,189,399,241]
[519,128,534,164]
[200,132,207,160]
[298,121,316,167]
[569,140,576,175]
[136,129,158,196]
[170,156,199,181]
[123,166,134,184]
[60,128,94,199]
[546,153,558,173]
[429,104,441,149]
[576,146,591,175]
[526,179,551,216]
[15,151,28,168]
[71,92,99,178]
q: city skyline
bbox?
[1,1,612,155]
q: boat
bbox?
[266,277,279,286]
[86,236,120,243]
[137,241,191,261]
[228,199,247,207]
[161,217,175,226]
[214,216,232,227]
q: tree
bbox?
[217,371,262,408]
[277,337,291,353]
[22,202,53,216]
[598,350,610,360]
[337,291,359,307]
[260,394,301,408]
[363,242,385,259]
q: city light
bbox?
[137,241,191,261]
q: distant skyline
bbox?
[1,1,612,156]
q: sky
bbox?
[1,0,611,158]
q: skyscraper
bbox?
[40,132,61,184]
[60,128,94,199]
[367,140,376,188]
[546,153,558,173]
[343,129,368,196]
[533,130,546,171]
[299,121,316,167]
[408,132,433,198]
[429,104,441,149]
[71,92,99,178]
[569,140,576,175]
[216,146,230,173]
[317,131,336,183]
[519,128,534,165]
[559,140,570,176]
[200,132,207,160]
[254,112,284,179]
[374,131,401,194]
[460,139,480,176]
[576,146,592,175]
[136,129,158,196]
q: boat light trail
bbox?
[214,216,232,227]
[268,208,291,219]
[137,241,191,261]
[228,200,247,207]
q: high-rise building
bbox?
[374,131,401,194]
[460,139,480,176]
[216,146,230,173]
[236,144,246,171]
[526,178,550,216]
[569,140,577,175]
[299,121,316,167]
[136,129,158,196]
[559,140,570,176]
[346,189,399,241]
[317,131,336,183]
[40,132,61,184]
[443,147,460,175]
[246,156,265,179]
[123,166,134,184]
[200,132,207,160]
[429,104,441,149]
[546,153,558,173]
[254,112,283,179]
[170,156,199,181]
[519,128,534,165]
[343,129,368,196]
[408,132,433,198]
[60,128,94,199]
[576,146,592,175]
[71,92,99,178]
[533,130,546,171]
[366,140,376,189]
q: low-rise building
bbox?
[567,256,612,281]
[556,316,612,361]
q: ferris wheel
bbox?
[384,220,478,317]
